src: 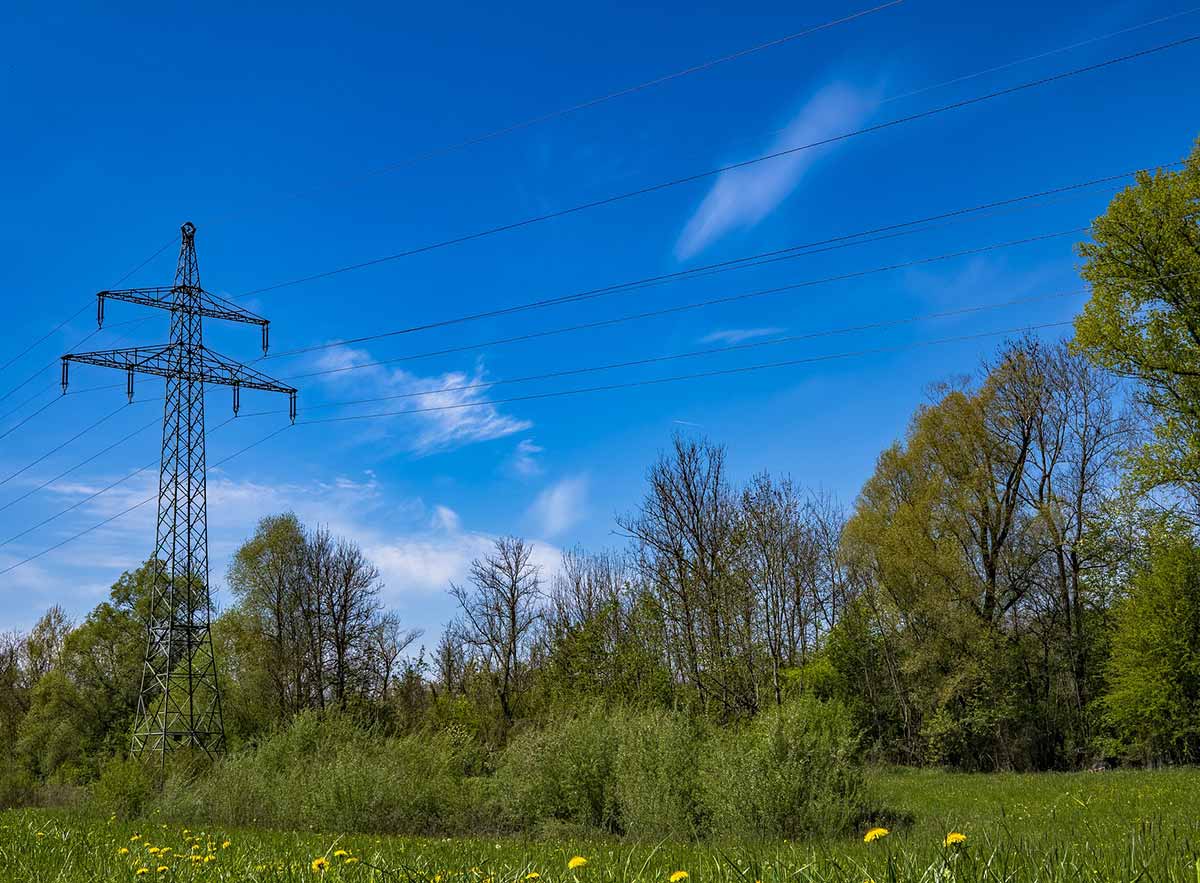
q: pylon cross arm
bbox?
[63,344,294,393]
[98,287,269,330]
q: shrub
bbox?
[0,760,35,809]
[611,707,704,839]
[700,696,869,839]
[154,710,477,835]
[90,757,156,819]
[493,704,620,832]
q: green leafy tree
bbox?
[1074,140,1200,516]
[1103,527,1200,763]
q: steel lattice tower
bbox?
[61,222,297,762]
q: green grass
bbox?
[3,768,1200,882]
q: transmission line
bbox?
[300,1,903,193]
[0,321,1071,575]
[0,401,147,489]
[274,226,1087,379]
[0,237,176,378]
[0,421,286,577]
[238,35,1199,299]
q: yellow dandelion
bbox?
[204,855,216,863]
[863,827,890,843]
[136,870,149,877]
[221,841,231,849]
[131,834,142,842]
[35,831,45,838]
[345,857,360,865]
[156,868,169,874]
[119,848,131,856]
[670,872,689,883]
[334,849,349,858]
[148,848,161,856]
[568,856,588,870]
[526,874,541,880]
[943,832,967,847]
[312,856,330,873]
[190,855,204,863]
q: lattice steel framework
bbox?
[61,222,297,763]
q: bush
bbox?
[155,710,477,835]
[700,696,869,839]
[0,760,35,809]
[91,757,156,819]
[611,707,704,839]
[494,704,620,832]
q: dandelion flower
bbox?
[334,850,349,858]
[312,857,330,873]
[35,832,45,838]
[156,867,169,874]
[131,835,142,842]
[221,841,231,849]
[345,857,360,865]
[670,872,690,882]
[863,827,890,843]
[526,874,541,880]
[135,870,149,877]
[568,856,588,870]
[943,832,967,847]
[119,848,131,856]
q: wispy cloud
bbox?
[699,327,785,345]
[675,81,879,260]
[309,347,531,455]
[528,475,589,538]
[510,438,545,477]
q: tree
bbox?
[1103,526,1200,764]
[1073,140,1200,518]
[450,536,542,727]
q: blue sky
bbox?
[1,0,1197,640]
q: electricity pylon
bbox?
[61,222,297,763]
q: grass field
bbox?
[2,768,1199,882]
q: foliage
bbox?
[699,696,868,839]
[1103,527,1200,763]
[1074,141,1200,516]
[89,757,156,820]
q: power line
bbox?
[0,401,145,489]
[238,35,1199,299]
[296,321,1074,426]
[275,226,1087,379]
[262,163,1157,362]
[276,302,1087,415]
[0,237,177,377]
[0,416,161,516]
[297,1,903,194]
[0,415,237,551]
[0,420,285,577]
[0,321,1069,575]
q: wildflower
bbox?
[136,870,149,877]
[204,855,216,863]
[148,848,161,856]
[863,827,890,843]
[35,832,45,838]
[221,841,231,849]
[131,835,142,842]
[312,857,330,873]
[119,848,131,856]
[670,872,689,883]
[345,857,360,865]
[943,832,967,847]
[334,850,349,858]
[157,868,169,874]
[526,874,541,880]
[568,856,588,870]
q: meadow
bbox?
[2,767,1199,883]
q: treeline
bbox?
[2,141,1199,802]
